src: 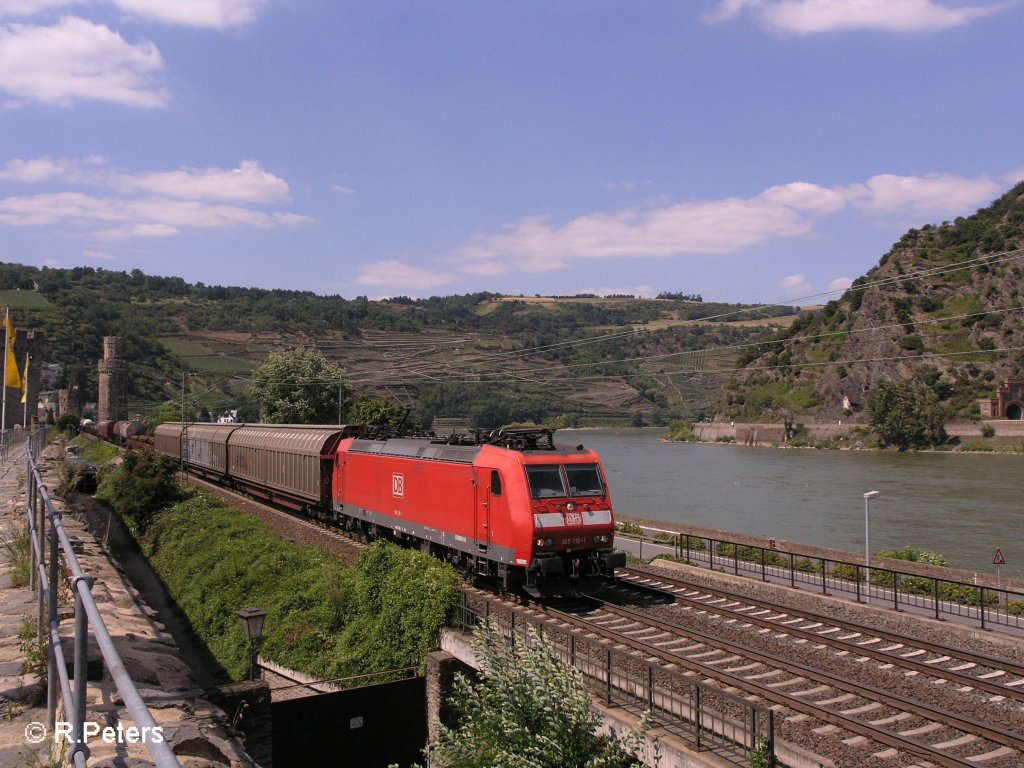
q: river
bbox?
[561,428,1023,579]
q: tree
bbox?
[148,401,181,430]
[868,379,947,450]
[247,347,347,424]
[431,620,647,768]
[347,398,406,428]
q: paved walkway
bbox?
[0,443,251,768]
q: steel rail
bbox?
[592,597,1024,756]
[551,597,1021,768]
[618,567,1024,702]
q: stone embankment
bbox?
[689,419,1024,447]
[0,444,252,767]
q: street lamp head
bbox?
[863,490,880,500]
[235,608,268,642]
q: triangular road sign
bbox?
[993,548,1007,566]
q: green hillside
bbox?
[0,262,796,427]
[723,182,1024,422]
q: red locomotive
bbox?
[154,423,625,595]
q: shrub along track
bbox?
[178,473,363,566]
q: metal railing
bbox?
[454,591,774,766]
[619,524,1024,632]
[24,428,181,768]
[1,425,26,463]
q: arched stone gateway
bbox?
[978,379,1024,419]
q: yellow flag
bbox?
[4,312,22,390]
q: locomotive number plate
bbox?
[565,511,583,526]
[392,473,405,498]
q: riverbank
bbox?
[675,419,1024,451]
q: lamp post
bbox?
[863,491,880,604]
[235,608,267,681]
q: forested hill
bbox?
[0,263,798,427]
[723,182,1024,422]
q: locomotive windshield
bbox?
[565,464,604,497]
[526,466,566,498]
[526,463,605,499]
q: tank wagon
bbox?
[154,422,625,594]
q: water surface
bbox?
[563,428,1023,578]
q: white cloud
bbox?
[0,16,169,108]
[453,196,813,275]
[111,0,265,30]
[704,0,1008,34]
[0,156,69,182]
[1004,167,1024,186]
[0,1,83,19]
[116,160,291,203]
[331,184,355,195]
[354,261,457,294]
[0,191,310,237]
[0,156,291,205]
[778,273,812,297]
[848,172,1002,218]
[827,276,853,292]
[758,181,847,214]
[447,169,1010,277]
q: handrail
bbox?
[24,428,181,767]
[618,522,1024,631]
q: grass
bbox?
[138,492,461,682]
[0,524,31,588]
[70,436,118,464]
[0,290,54,310]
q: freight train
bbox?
[153,422,626,595]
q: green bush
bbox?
[831,562,858,581]
[142,494,460,681]
[940,583,999,606]
[980,424,996,438]
[97,450,186,534]
[1007,600,1024,616]
[794,558,822,574]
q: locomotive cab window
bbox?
[565,464,605,497]
[490,470,503,497]
[526,465,567,498]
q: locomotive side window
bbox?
[565,464,605,497]
[526,465,567,498]
[490,470,503,497]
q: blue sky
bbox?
[1,1,1022,304]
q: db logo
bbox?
[392,473,405,498]
[565,512,583,526]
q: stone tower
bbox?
[98,336,127,422]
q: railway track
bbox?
[617,566,1024,705]
[182,474,1024,765]
[560,594,1024,767]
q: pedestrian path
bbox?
[0,443,251,767]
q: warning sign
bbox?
[993,548,1007,566]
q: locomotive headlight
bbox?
[536,538,545,547]
[594,534,609,544]
[565,502,576,512]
